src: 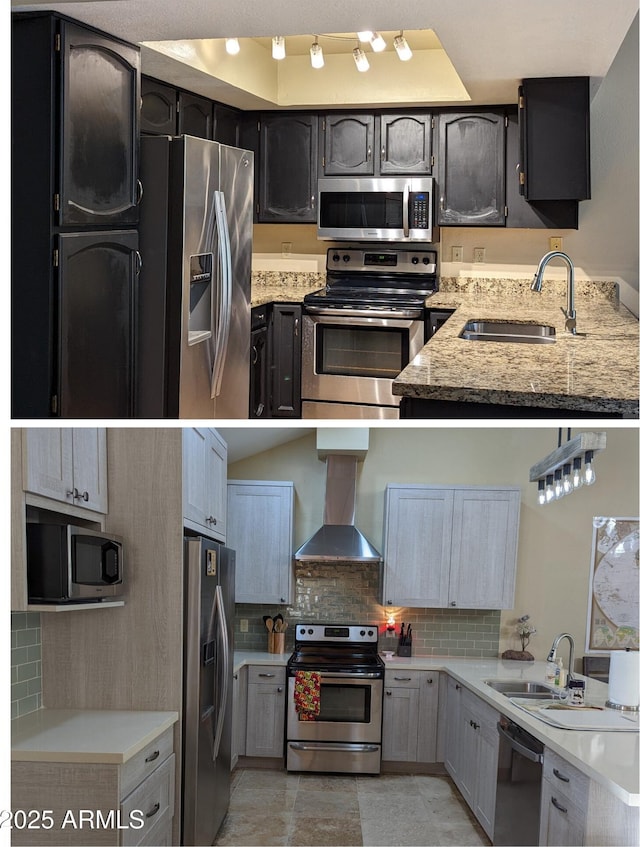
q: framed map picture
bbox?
[586,517,639,652]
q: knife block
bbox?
[397,644,412,657]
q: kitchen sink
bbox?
[459,320,556,344]
[484,679,559,699]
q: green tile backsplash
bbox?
[11,612,42,719]
[234,561,500,656]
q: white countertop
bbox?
[11,709,178,764]
[234,651,639,806]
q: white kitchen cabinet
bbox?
[382,484,520,609]
[382,669,440,763]
[11,724,176,847]
[227,480,294,604]
[445,683,499,841]
[540,748,589,846]
[182,427,227,542]
[443,675,463,781]
[22,428,108,514]
[245,665,286,758]
[232,666,247,768]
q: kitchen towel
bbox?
[608,649,640,708]
[294,671,321,721]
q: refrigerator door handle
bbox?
[212,584,230,761]
[210,191,233,400]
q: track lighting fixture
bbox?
[393,32,413,61]
[370,32,386,52]
[272,36,286,60]
[530,430,606,505]
[310,38,324,69]
[357,31,373,42]
[225,38,240,55]
[353,45,370,72]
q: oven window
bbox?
[309,683,372,723]
[316,325,408,379]
[319,191,403,229]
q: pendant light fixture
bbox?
[353,43,370,72]
[310,37,324,68]
[225,37,240,55]
[369,31,386,52]
[530,430,606,505]
[393,32,413,61]
[272,36,286,60]
[357,31,373,42]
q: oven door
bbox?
[302,313,423,408]
[287,674,383,744]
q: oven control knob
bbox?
[342,254,350,262]
[332,254,340,262]
[412,256,419,264]
[308,628,314,635]
[368,629,374,637]
[360,629,366,636]
[300,628,306,635]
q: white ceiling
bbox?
[217,427,313,464]
[11,0,639,106]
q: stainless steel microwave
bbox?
[26,523,124,603]
[317,176,437,242]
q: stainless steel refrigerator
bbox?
[182,535,235,846]
[137,135,253,418]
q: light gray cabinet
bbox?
[443,675,463,780]
[382,670,440,763]
[227,480,294,604]
[232,666,247,768]
[540,748,589,846]
[182,427,227,542]
[245,665,286,758]
[22,428,108,514]
[382,485,520,609]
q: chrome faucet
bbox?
[547,632,575,686]
[531,251,577,335]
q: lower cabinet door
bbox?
[58,231,139,417]
[381,686,420,761]
[539,780,585,846]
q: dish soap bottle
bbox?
[545,658,557,684]
[554,657,564,686]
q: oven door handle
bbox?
[317,672,382,680]
[305,306,423,320]
[289,742,380,753]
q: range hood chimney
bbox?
[294,431,382,563]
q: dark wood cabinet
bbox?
[519,77,590,201]
[270,304,302,418]
[323,113,375,175]
[437,111,506,226]
[379,112,433,174]
[258,113,318,222]
[250,305,270,418]
[213,103,242,146]
[12,12,140,418]
[178,91,213,139]
[505,108,578,229]
[141,76,177,135]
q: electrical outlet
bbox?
[549,237,563,251]
[282,241,292,257]
[240,618,249,632]
[451,246,463,262]
[473,247,485,263]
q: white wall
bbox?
[228,426,639,664]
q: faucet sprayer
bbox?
[531,251,578,335]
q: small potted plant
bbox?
[502,614,536,661]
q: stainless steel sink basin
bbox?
[484,679,558,699]
[460,320,556,344]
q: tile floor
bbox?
[214,768,491,847]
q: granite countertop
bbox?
[394,278,639,416]
[11,709,179,764]
[234,650,639,806]
[251,271,324,307]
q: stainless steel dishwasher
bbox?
[493,715,545,846]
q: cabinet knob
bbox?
[450,601,457,607]
[207,516,217,525]
[280,597,286,603]
[455,684,461,690]
[427,678,433,684]
[277,687,283,693]
[80,490,89,502]
[386,690,392,696]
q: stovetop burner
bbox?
[287,623,384,676]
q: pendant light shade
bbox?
[357,31,373,42]
[353,46,370,72]
[225,38,240,55]
[370,32,386,52]
[310,39,324,69]
[272,36,286,60]
[394,33,413,61]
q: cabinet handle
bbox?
[251,345,258,365]
[386,690,392,696]
[553,768,570,783]
[136,178,144,205]
[311,194,316,210]
[455,684,461,690]
[551,797,568,814]
[66,489,76,500]
[294,317,299,337]
[427,678,433,684]
[394,676,412,681]
[80,490,89,502]
[135,250,143,275]
[207,516,217,525]
[367,146,372,161]
[280,597,286,603]
[387,600,393,605]
[259,673,275,678]
[145,750,160,763]
[145,802,160,819]
[381,145,386,161]
[440,195,445,210]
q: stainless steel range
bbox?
[301,247,438,419]
[286,623,384,774]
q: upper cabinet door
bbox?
[59,21,140,227]
[258,113,318,222]
[141,76,177,135]
[379,113,433,175]
[323,114,375,175]
[178,91,213,139]
[437,111,506,226]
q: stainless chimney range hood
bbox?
[294,453,382,563]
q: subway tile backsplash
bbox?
[11,611,42,719]
[234,561,500,657]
